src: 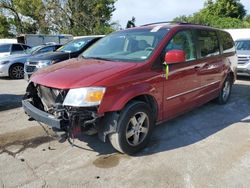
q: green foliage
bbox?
[202,0,246,19]
[174,0,250,29]
[68,0,116,35]
[0,14,12,37]
[0,0,49,35]
[0,0,117,36]
[244,15,250,24]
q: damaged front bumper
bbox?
[22,99,68,130]
[22,82,118,143]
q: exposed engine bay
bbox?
[23,82,101,141]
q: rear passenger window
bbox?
[11,44,24,52]
[165,30,196,61]
[198,30,220,58]
[219,31,235,53]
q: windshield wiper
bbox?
[83,56,112,61]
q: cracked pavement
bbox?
[0,77,250,188]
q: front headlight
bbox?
[0,61,10,65]
[63,87,106,107]
[37,60,52,68]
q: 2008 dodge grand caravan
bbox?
[22,22,237,154]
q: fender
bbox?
[98,82,162,117]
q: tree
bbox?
[201,0,246,20]
[0,0,117,36]
[0,0,49,34]
[47,0,117,35]
[173,0,249,29]
[0,13,12,37]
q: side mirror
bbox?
[165,50,186,64]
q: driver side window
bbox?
[165,30,196,62]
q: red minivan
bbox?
[22,23,237,154]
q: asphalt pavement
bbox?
[0,76,250,188]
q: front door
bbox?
[162,29,203,120]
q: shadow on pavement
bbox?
[0,94,23,111]
[73,82,250,156]
[0,77,11,80]
[137,82,250,156]
[77,135,116,155]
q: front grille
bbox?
[238,56,250,65]
[36,84,68,113]
[25,65,37,73]
[28,61,38,65]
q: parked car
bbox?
[0,43,30,58]
[24,36,103,80]
[235,38,250,76]
[22,23,237,154]
[0,44,61,79]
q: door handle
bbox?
[194,66,201,69]
[203,63,209,68]
[194,63,209,69]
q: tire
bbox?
[109,101,154,155]
[9,64,24,79]
[217,76,232,105]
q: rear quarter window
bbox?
[198,30,220,58]
[219,31,235,53]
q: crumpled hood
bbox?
[31,58,138,89]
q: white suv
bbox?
[235,39,250,76]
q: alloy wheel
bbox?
[11,65,24,79]
[126,112,149,146]
[222,80,231,101]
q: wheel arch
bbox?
[9,62,24,72]
[125,94,158,122]
[98,93,159,143]
[99,90,160,121]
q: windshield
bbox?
[57,38,91,53]
[235,40,250,50]
[25,46,42,54]
[82,28,169,62]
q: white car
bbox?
[0,43,30,58]
[0,44,61,79]
[235,39,250,76]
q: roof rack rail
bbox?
[141,21,207,27]
[141,21,186,26]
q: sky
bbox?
[112,0,250,28]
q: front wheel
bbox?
[217,76,232,104]
[109,101,154,155]
[9,64,24,79]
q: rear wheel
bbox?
[9,64,24,79]
[217,76,232,104]
[109,101,154,155]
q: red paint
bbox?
[30,24,237,123]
